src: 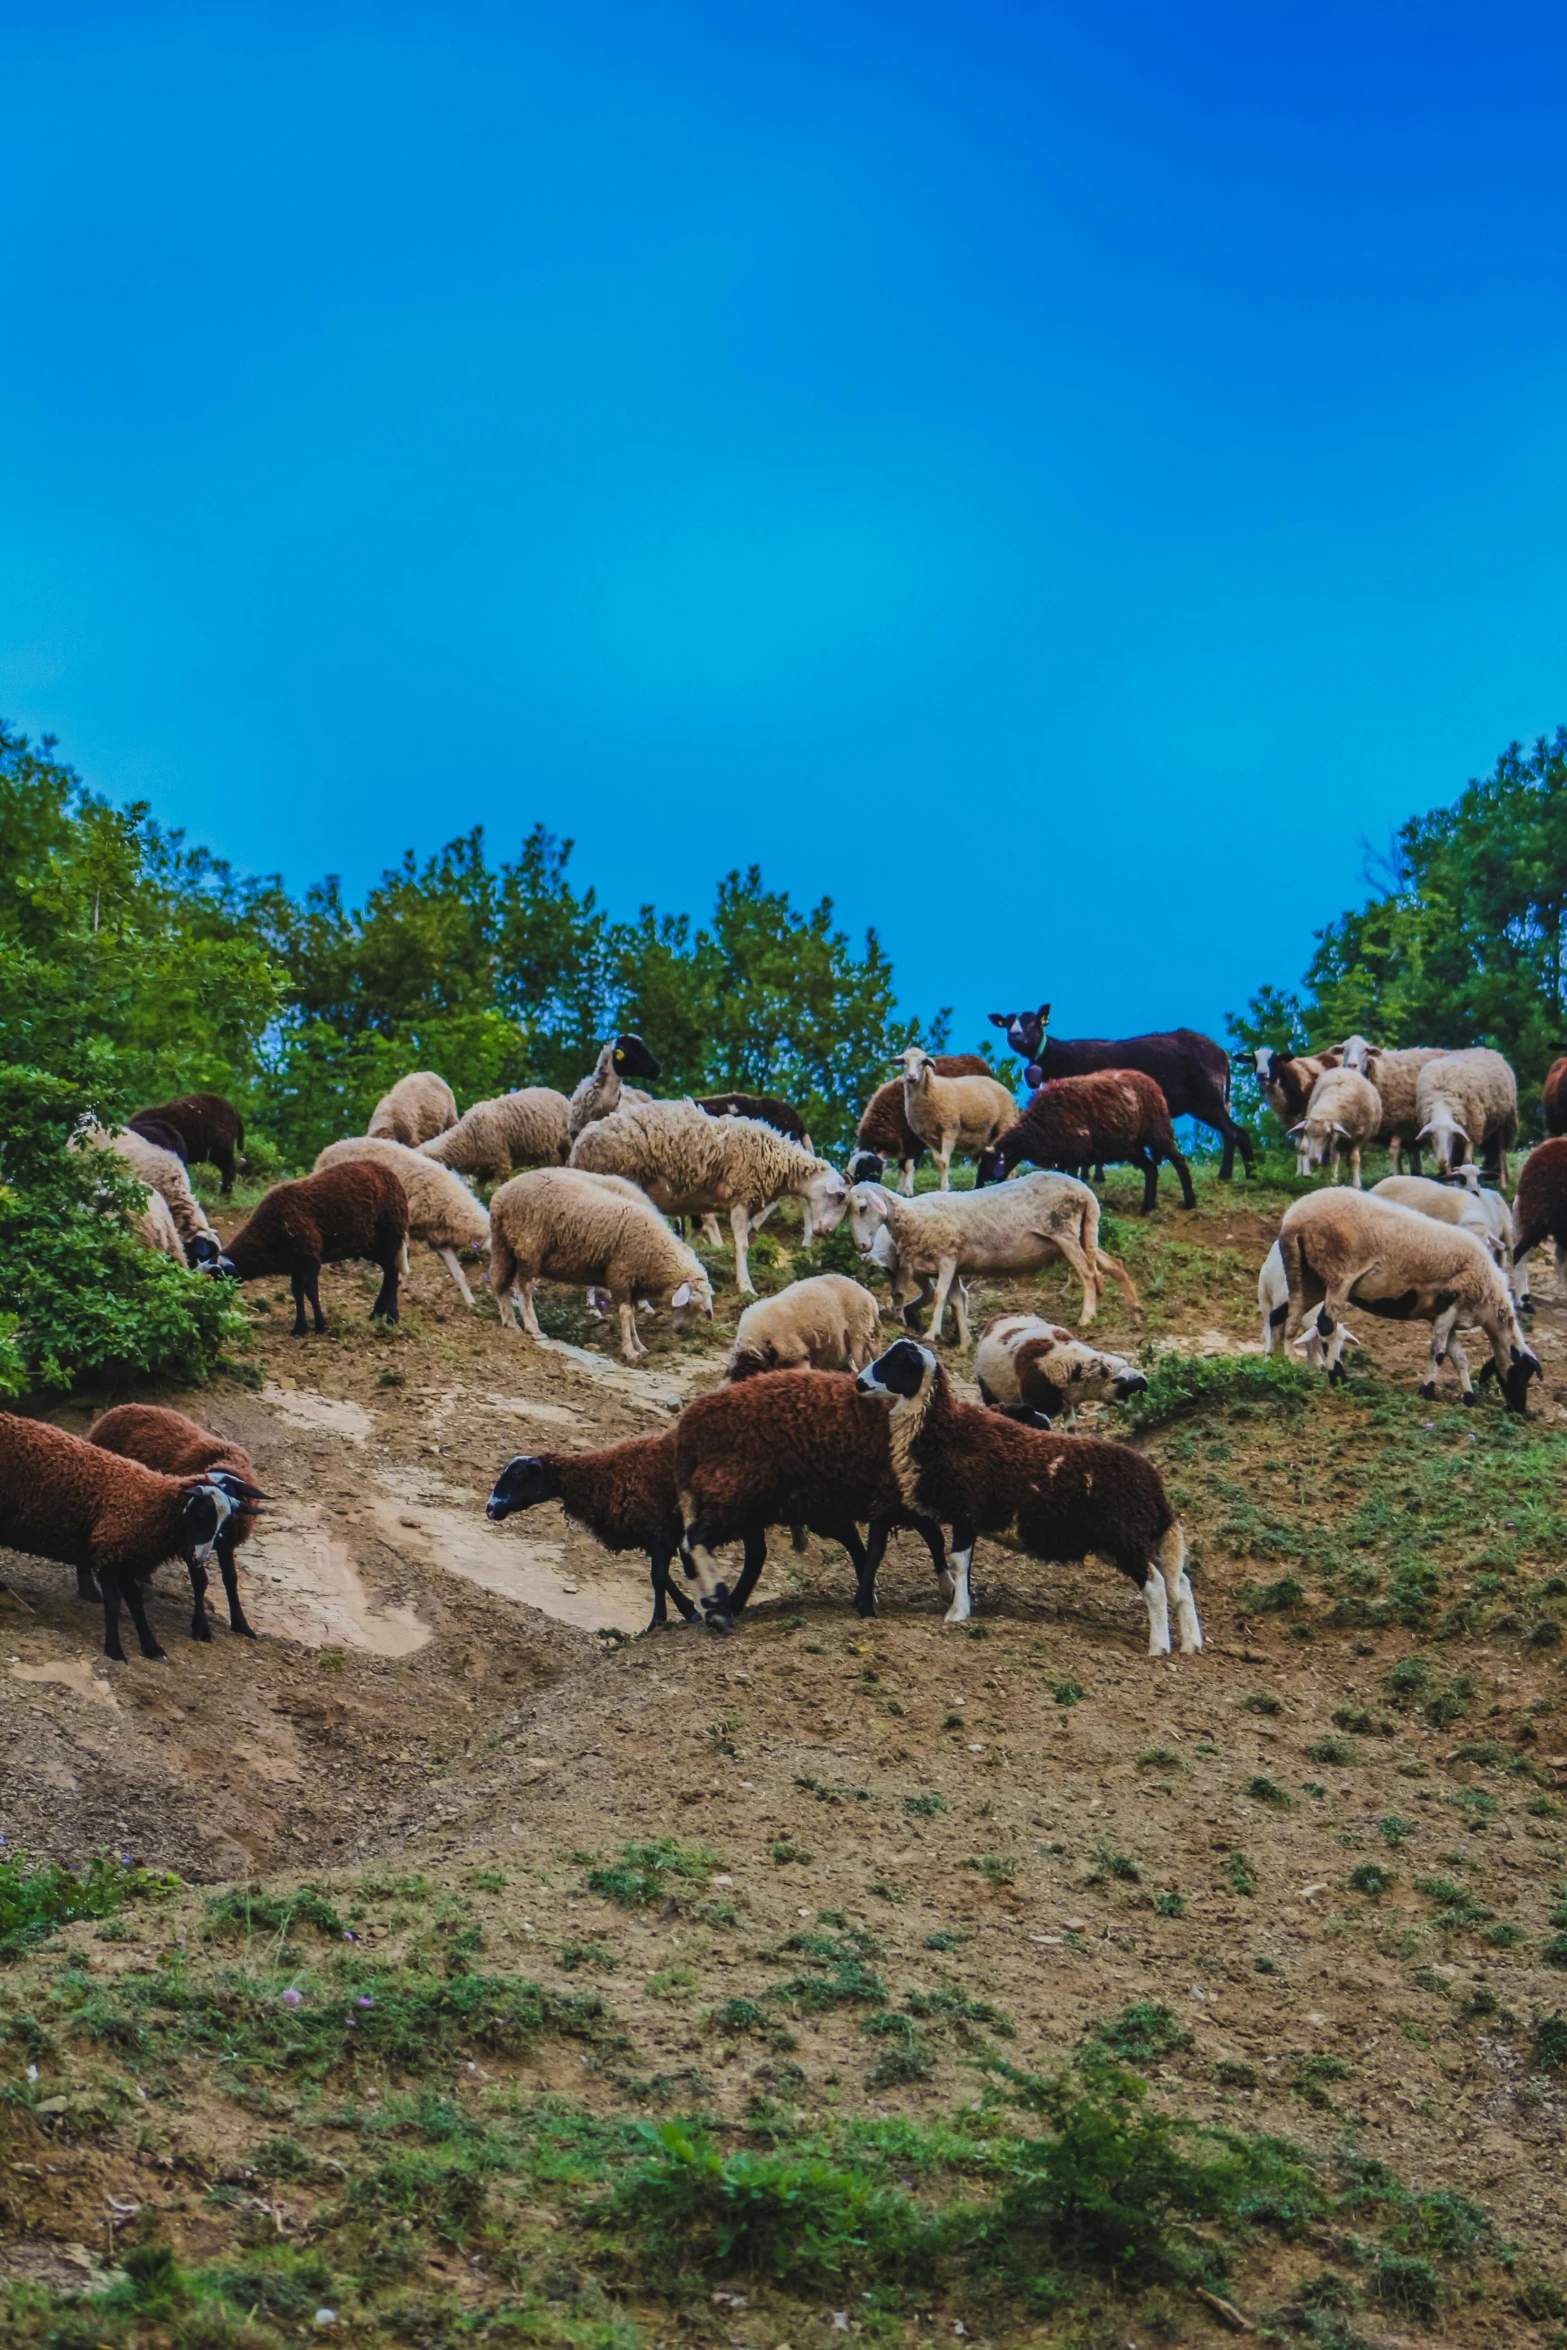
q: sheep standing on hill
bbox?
[419,1088,572,1185]
[0,1414,235,1662]
[1372,1173,1504,1261]
[900,1047,1017,1189]
[1512,1139,1567,1305]
[850,1056,992,1192]
[87,1404,264,1642]
[1277,1187,1538,1410]
[211,1163,409,1335]
[1339,1038,1449,1175]
[129,1092,245,1193]
[974,1070,1194,1211]
[488,1166,713,1361]
[973,1313,1147,1424]
[368,1071,458,1147]
[1414,1049,1519,1183]
[1449,1165,1522,1302]
[567,1035,662,1143]
[849,1172,1139,1344]
[1252,1046,1343,1129]
[488,1430,719,1629]
[570,1098,848,1296]
[1289,1066,1382,1186]
[725,1275,882,1380]
[851,1341,1200,1648]
[83,1126,221,1264]
[1542,1058,1567,1138]
[314,1136,490,1304]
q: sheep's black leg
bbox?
[218,1146,235,1195]
[371,1251,400,1323]
[915,1517,950,1584]
[1170,1142,1197,1210]
[100,1572,128,1662]
[290,1271,310,1338]
[858,1519,891,1617]
[217,1530,256,1638]
[728,1530,769,1616]
[648,1543,698,1629]
[115,1574,165,1662]
[1139,1149,1159,1215]
[75,1564,101,1604]
[308,1264,328,1334]
[188,1558,213,1642]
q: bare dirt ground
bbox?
[5,1169,1567,2344]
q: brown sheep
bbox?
[211,1162,409,1335]
[86,1404,265,1641]
[130,1092,245,1193]
[0,1414,235,1662]
[1542,1058,1567,1138]
[974,1069,1195,1211]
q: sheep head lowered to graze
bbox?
[988,1006,1253,1179]
[974,1069,1195,1213]
[1277,1188,1539,1413]
[86,1403,266,1643]
[209,1162,409,1336]
[848,1171,1139,1343]
[488,1165,713,1362]
[725,1274,882,1381]
[852,1339,1201,1652]
[972,1313,1147,1425]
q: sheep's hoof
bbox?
[1462,1390,1479,1408]
[1418,1382,1437,1400]
[1328,1363,1347,1386]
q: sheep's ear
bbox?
[1416,1121,1435,1140]
[671,1282,692,1307]
[1332,1121,1350,1135]
[987,1012,1007,1029]
[1287,1122,1305,1138]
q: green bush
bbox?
[1111,1351,1313,1432]
[1090,2002,1191,2063]
[0,1846,180,1964]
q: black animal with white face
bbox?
[989,1004,1051,1085]
[486,1457,562,1520]
[855,1336,933,1403]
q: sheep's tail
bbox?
[1158,1519,1202,1654]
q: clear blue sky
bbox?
[3,1,1565,1053]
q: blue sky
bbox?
[2,1,1565,1054]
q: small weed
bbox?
[0,1848,180,1963]
[1051,1679,1083,1707]
[1091,2001,1191,2062]
[1377,1815,1417,1848]
[1225,1853,1257,1896]
[1291,2051,1352,2109]
[902,1792,946,1818]
[1088,1842,1141,1885]
[1348,1864,1392,1898]
[1309,1737,1361,1767]
[1246,1774,1292,1808]
[966,1854,1016,1887]
[1213,2059,1257,2088]
[1137,1747,1182,1770]
[583,1839,721,1909]
[559,1941,620,1973]
[1243,1689,1282,1715]
[922,1930,968,1952]
[1154,1892,1186,1918]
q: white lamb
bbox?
[1414,1049,1519,1184]
[725,1275,883,1380]
[488,1167,713,1363]
[569,1098,848,1296]
[1289,1066,1382,1186]
[313,1137,491,1305]
[899,1048,1018,1190]
[848,1173,1140,1345]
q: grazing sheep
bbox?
[368,1071,458,1147]
[130,1092,245,1193]
[1511,1139,1567,1306]
[974,1070,1195,1211]
[487,1431,716,1629]
[313,1136,490,1305]
[570,1098,848,1296]
[972,1313,1148,1425]
[126,1113,189,1163]
[131,1184,187,1264]
[990,1008,1251,1178]
[1414,1048,1519,1183]
[1449,1165,1523,1302]
[725,1275,882,1380]
[83,1125,221,1264]
[211,1162,409,1335]
[899,1048,1017,1189]
[1257,1241,1360,1365]
[1372,1173,1504,1264]
[1277,1187,1538,1410]
[674,1369,948,1628]
[0,1413,234,1662]
[852,1341,1200,1650]
[86,1404,264,1642]
[1338,1038,1449,1175]
[848,1172,1139,1345]
[488,1166,713,1361]
[1289,1066,1382,1186]
[851,1056,992,1193]
[567,1035,662,1143]
[1251,1046,1343,1129]
[698,1092,812,1151]
[1542,1057,1567,1137]
[419,1087,572,1185]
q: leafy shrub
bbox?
[0,1846,180,1963]
[1111,1351,1312,1431]
[1090,2003,1191,2063]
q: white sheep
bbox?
[81,1126,220,1261]
[1450,1164,1523,1303]
[419,1087,572,1186]
[972,1312,1147,1424]
[1277,1187,1539,1410]
[1289,1066,1382,1186]
[848,1172,1140,1346]
[569,1098,848,1297]
[368,1071,458,1147]
[313,1137,491,1305]
[1339,1038,1449,1174]
[899,1047,1018,1190]
[1371,1173,1503,1267]
[488,1166,714,1362]
[567,1034,661,1143]
[1258,1240,1359,1365]
[131,1184,187,1264]
[725,1275,883,1380]
[1414,1048,1519,1184]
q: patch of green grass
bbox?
[559,1940,620,1973]
[1237,1576,1306,1615]
[581,1839,722,1909]
[922,1930,967,1952]
[966,1854,1016,1887]
[902,1792,946,1817]
[1377,1814,1417,1848]
[1308,1737,1361,1767]
[1243,1689,1282,1715]
[1245,1774,1292,1808]
[1090,2002,1191,2063]
[1224,1853,1257,1897]
[0,1847,181,1963]
[1051,1679,1083,1707]
[1414,1876,1495,1932]
[1348,1863,1392,1898]
[204,1885,346,1940]
[1290,2052,1352,2109]
[1088,1842,1141,1885]
[1154,1892,1186,1918]
[1112,1350,1314,1431]
[1137,1747,1182,1770]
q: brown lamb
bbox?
[675,1368,948,1628]
[86,1404,265,1641]
[131,1091,245,1192]
[214,1162,409,1335]
[975,1069,1195,1212]
[0,1413,234,1662]
[854,1341,1201,1654]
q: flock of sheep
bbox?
[9,1014,1567,1668]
